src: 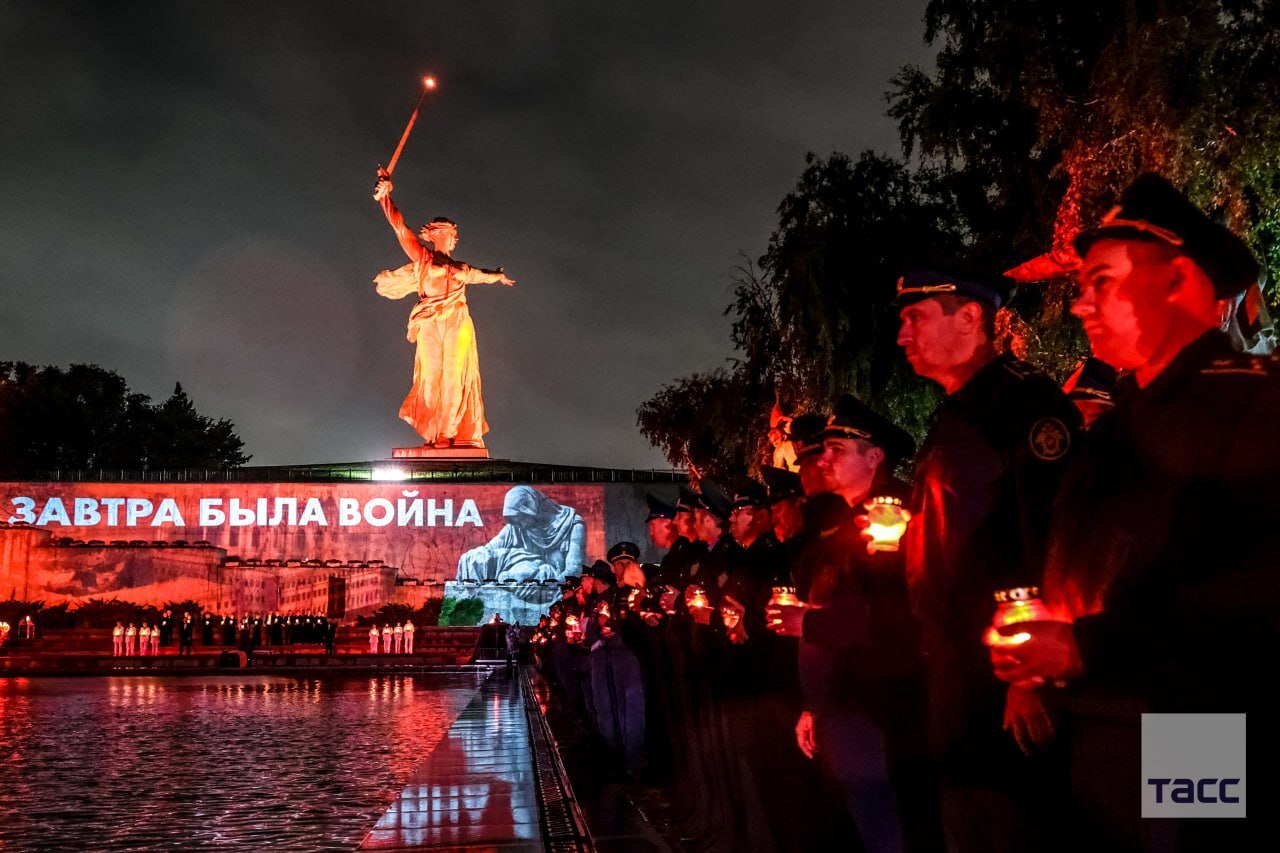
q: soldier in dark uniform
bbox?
[545,576,583,693]
[659,485,712,829]
[723,476,855,851]
[770,394,942,852]
[178,612,195,655]
[161,609,174,648]
[761,466,805,544]
[993,175,1279,851]
[638,496,681,781]
[585,542,649,777]
[896,266,1081,852]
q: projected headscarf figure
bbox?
[456,486,587,583]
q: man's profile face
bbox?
[646,517,679,549]
[770,497,804,539]
[1072,239,1176,371]
[796,454,831,495]
[729,505,771,543]
[674,509,697,540]
[817,437,881,499]
[694,508,724,545]
[897,297,970,382]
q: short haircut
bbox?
[935,294,995,342]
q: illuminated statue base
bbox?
[392,445,491,460]
[443,580,560,627]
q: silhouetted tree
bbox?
[0,364,249,475]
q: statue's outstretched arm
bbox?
[459,264,515,286]
[373,173,427,263]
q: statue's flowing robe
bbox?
[375,254,488,444]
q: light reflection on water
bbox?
[0,673,484,851]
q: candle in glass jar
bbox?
[767,586,799,608]
[864,496,909,552]
[983,586,1051,647]
[687,586,710,610]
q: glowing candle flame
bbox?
[687,586,710,610]
[423,76,437,89]
[864,496,908,552]
[767,586,799,608]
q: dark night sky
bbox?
[0,1,932,470]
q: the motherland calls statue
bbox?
[456,486,586,583]
[372,169,514,448]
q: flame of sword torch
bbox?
[385,76,437,177]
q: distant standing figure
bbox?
[113,622,124,656]
[125,623,137,656]
[178,613,195,655]
[403,621,415,655]
[150,624,161,655]
[138,623,151,656]
[369,624,380,654]
[393,622,404,654]
[381,624,392,654]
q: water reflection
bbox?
[0,674,484,852]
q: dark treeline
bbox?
[0,363,249,475]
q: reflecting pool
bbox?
[0,673,486,851]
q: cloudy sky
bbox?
[0,1,932,470]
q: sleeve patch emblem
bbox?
[1029,417,1070,461]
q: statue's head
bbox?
[419,216,458,253]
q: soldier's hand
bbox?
[795,711,818,759]
[373,173,393,201]
[659,586,679,614]
[1003,684,1055,755]
[989,620,1083,685]
[690,605,712,626]
[641,612,662,627]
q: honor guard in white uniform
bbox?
[113,622,124,656]
[125,623,137,656]
[393,622,404,654]
[381,623,392,654]
[370,624,380,653]
[403,621,415,654]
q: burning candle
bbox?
[686,585,710,611]
[627,588,642,609]
[720,603,742,630]
[983,586,1051,647]
[766,586,800,628]
[767,586,799,608]
[863,496,909,552]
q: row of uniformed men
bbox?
[366,621,418,654]
[537,174,1276,852]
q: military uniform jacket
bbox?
[907,353,1080,655]
[1042,332,1280,714]
[796,489,923,719]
